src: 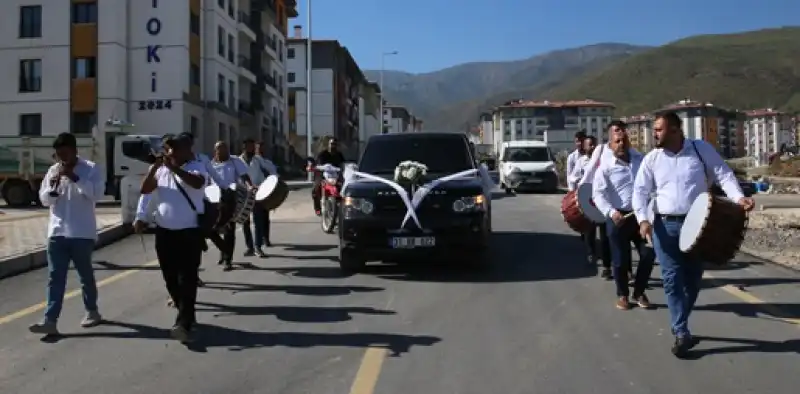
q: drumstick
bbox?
[622,212,635,219]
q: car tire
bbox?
[467,246,491,269]
[338,245,366,274]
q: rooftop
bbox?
[495,99,615,110]
[745,108,786,117]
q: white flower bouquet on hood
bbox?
[394,161,428,184]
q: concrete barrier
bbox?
[0,224,133,280]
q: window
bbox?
[228,80,235,109]
[219,122,226,143]
[217,74,225,103]
[19,6,42,38]
[278,41,283,61]
[190,116,198,136]
[72,2,97,24]
[227,1,234,18]
[190,12,200,35]
[71,112,96,134]
[72,57,97,79]
[287,48,295,58]
[227,34,234,62]
[19,59,42,93]
[218,26,225,56]
[190,64,200,86]
[19,114,42,136]
[501,147,551,162]
[218,0,224,8]
[359,135,473,174]
[287,72,295,83]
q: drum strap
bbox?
[690,141,712,190]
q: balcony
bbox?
[264,73,280,99]
[239,101,255,117]
[264,35,278,60]
[238,55,257,83]
[237,11,256,42]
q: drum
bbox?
[255,175,289,211]
[231,184,256,224]
[679,192,748,265]
[577,183,606,223]
[560,190,593,233]
[204,184,221,203]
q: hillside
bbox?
[363,44,649,130]
[541,27,800,116]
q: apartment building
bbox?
[358,81,381,152]
[477,112,494,145]
[651,99,745,158]
[490,99,614,154]
[382,105,418,133]
[285,29,367,159]
[621,114,653,152]
[744,108,795,164]
[3,0,295,156]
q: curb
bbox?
[0,224,133,280]
[739,245,800,274]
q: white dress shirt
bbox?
[566,149,580,189]
[137,154,220,218]
[211,157,249,188]
[592,152,643,218]
[567,155,590,190]
[39,158,103,240]
[196,153,225,186]
[632,139,744,224]
[241,154,277,185]
[136,161,208,230]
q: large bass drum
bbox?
[231,184,256,224]
[255,175,289,211]
[679,192,748,265]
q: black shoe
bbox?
[170,325,193,343]
[243,249,255,257]
[217,259,224,265]
[586,255,596,265]
[671,335,698,359]
[197,278,205,287]
[600,268,612,280]
[223,262,233,272]
[255,248,267,258]
[265,240,273,247]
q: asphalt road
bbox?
[0,191,799,393]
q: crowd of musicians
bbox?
[27,114,756,357]
[564,112,755,358]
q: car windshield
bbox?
[502,147,551,162]
[359,135,474,174]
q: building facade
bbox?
[650,100,745,158]
[489,99,614,155]
[4,0,296,157]
[621,114,654,152]
[382,105,421,134]
[743,108,795,164]
[285,31,366,159]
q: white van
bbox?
[498,140,558,194]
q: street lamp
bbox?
[379,50,398,134]
[306,0,313,181]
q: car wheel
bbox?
[338,245,366,273]
[467,246,491,269]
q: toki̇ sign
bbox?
[138,0,172,111]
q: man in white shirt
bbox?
[632,112,754,358]
[567,136,602,265]
[210,141,254,270]
[240,139,277,257]
[134,134,207,343]
[565,131,587,191]
[29,133,105,336]
[593,133,654,311]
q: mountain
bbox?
[366,27,800,132]
[364,43,650,130]
[542,27,800,116]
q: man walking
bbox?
[240,139,277,257]
[210,141,253,270]
[29,133,104,336]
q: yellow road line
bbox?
[705,273,800,327]
[348,347,388,394]
[0,260,159,326]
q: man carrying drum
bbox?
[592,132,655,311]
[567,136,601,265]
[565,131,586,191]
[632,111,754,358]
[240,139,277,257]
[210,141,254,271]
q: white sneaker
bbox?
[80,311,102,328]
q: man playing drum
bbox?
[240,139,277,257]
[592,133,655,310]
[567,136,602,266]
[565,131,586,191]
[210,141,255,271]
[632,111,754,358]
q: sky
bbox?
[292,0,799,74]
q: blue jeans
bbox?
[652,216,704,337]
[45,237,98,322]
[606,217,655,298]
[242,205,270,250]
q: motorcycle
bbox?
[308,163,343,233]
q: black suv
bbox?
[338,133,492,272]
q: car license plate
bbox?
[390,237,436,249]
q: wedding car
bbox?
[336,133,493,273]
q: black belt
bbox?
[658,214,686,221]
[616,209,632,215]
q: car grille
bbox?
[519,171,556,181]
[373,194,454,216]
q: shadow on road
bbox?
[202,281,384,296]
[91,260,160,271]
[195,301,395,323]
[368,231,596,283]
[279,244,337,252]
[694,302,800,321]
[685,335,800,359]
[236,263,349,278]
[703,260,763,271]
[49,321,441,356]
[700,276,800,290]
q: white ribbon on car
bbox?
[342,165,482,230]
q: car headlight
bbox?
[452,194,486,212]
[344,196,374,214]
